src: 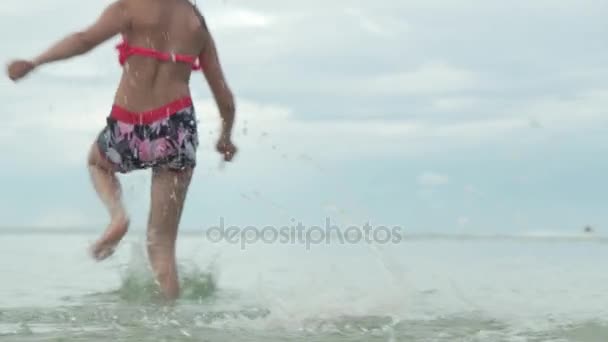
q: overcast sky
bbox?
[0,0,606,234]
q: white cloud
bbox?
[208,8,274,31]
[464,185,482,197]
[194,98,292,123]
[0,0,57,15]
[433,97,480,111]
[417,172,449,187]
[458,216,470,227]
[366,62,479,95]
[516,88,608,128]
[344,8,408,37]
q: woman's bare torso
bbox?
[114,0,206,111]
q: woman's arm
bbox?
[200,35,236,139]
[201,35,238,162]
[192,6,237,161]
[192,5,236,140]
[33,0,131,66]
[7,0,130,81]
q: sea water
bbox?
[0,231,606,341]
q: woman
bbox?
[6,0,237,301]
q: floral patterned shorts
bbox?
[97,98,199,173]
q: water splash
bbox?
[84,242,218,304]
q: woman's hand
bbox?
[216,135,237,162]
[6,60,36,81]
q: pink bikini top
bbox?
[116,37,202,71]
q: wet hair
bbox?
[191,2,208,32]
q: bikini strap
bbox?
[116,35,201,70]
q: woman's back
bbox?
[115,0,207,110]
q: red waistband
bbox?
[110,97,193,125]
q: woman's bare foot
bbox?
[90,215,130,261]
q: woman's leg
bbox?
[147,166,193,301]
[88,143,130,260]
